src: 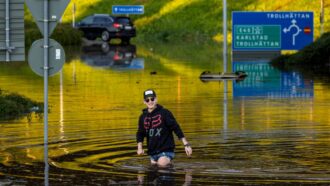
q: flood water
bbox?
[0,40,330,185]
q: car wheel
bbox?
[101,42,110,53]
[101,31,110,42]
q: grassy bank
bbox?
[24,0,329,44]
[0,89,43,120]
[270,32,330,79]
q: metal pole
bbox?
[72,3,76,27]
[5,0,10,62]
[43,0,49,185]
[223,0,227,73]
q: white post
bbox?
[320,0,324,35]
[72,3,76,27]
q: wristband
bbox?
[184,143,190,147]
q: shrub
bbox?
[0,90,43,120]
[271,32,330,78]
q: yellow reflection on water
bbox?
[0,43,329,180]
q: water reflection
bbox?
[223,80,228,141]
[0,40,330,185]
[105,167,192,185]
[136,167,192,186]
[233,61,314,98]
[80,42,144,70]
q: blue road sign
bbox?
[112,5,144,15]
[232,12,314,51]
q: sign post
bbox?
[43,1,49,185]
[25,0,70,185]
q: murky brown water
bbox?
[0,41,329,185]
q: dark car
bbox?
[76,14,136,43]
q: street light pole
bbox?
[223,0,227,73]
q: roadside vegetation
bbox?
[271,32,330,80]
[24,5,82,46]
[0,89,43,120]
[24,0,329,44]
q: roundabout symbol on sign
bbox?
[283,19,302,46]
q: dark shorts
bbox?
[150,152,175,161]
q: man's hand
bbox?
[181,138,192,157]
[137,148,144,155]
[137,142,144,155]
[184,145,192,157]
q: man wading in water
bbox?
[136,89,192,167]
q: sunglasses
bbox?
[145,97,155,103]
